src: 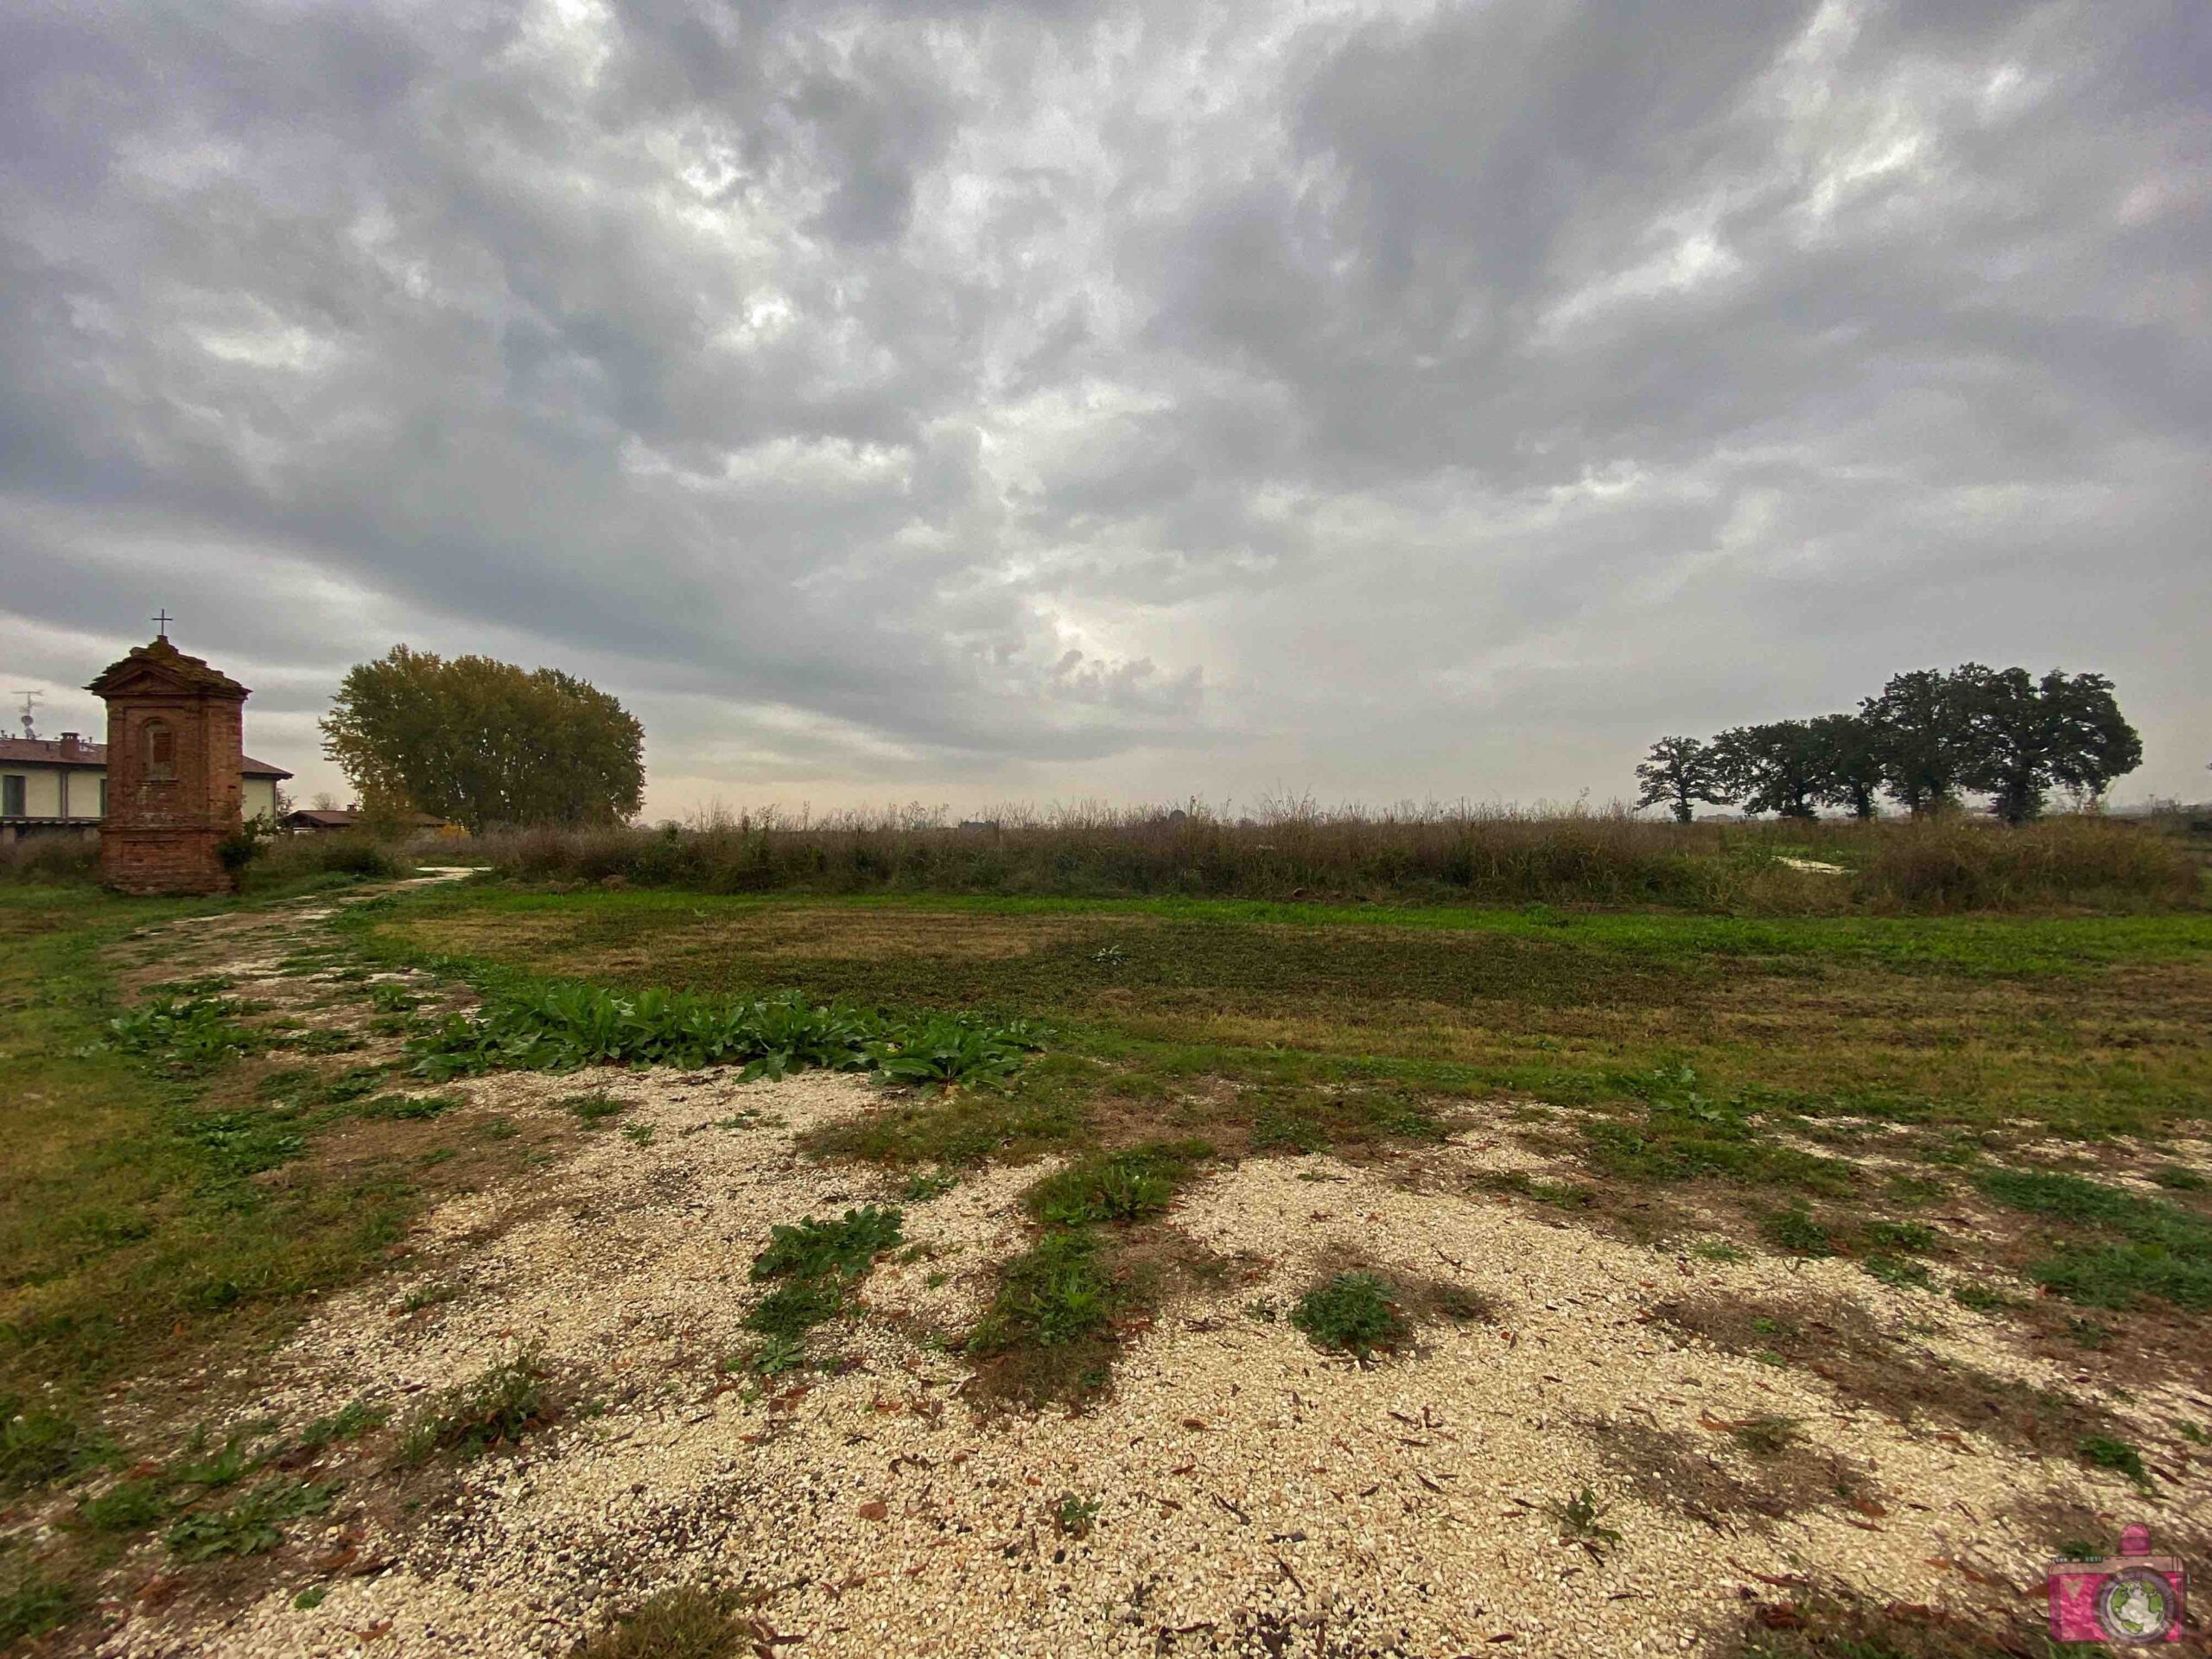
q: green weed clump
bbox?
[0,1564,76,1644]
[1760,1205,1836,1257]
[574,1586,752,1659]
[2076,1434,2152,1491]
[1729,1414,1802,1456]
[753,1208,906,1283]
[163,1478,339,1560]
[398,1354,554,1464]
[1291,1273,1408,1358]
[565,1091,629,1124]
[968,1230,1115,1359]
[108,996,264,1074]
[1,1400,109,1497]
[740,1208,906,1363]
[1054,1492,1102,1538]
[75,1478,169,1533]
[1540,1487,1621,1550]
[1029,1142,1210,1225]
[405,982,1045,1088]
[1579,1067,1851,1192]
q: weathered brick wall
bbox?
[97,689,246,896]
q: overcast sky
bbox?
[2,0,2205,816]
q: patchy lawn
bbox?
[4,877,2209,1656]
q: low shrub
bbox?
[460,803,1852,909]
[460,803,2199,913]
[247,834,410,885]
[0,833,98,883]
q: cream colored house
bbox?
[0,733,289,839]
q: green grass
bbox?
[2076,1434,2152,1491]
[0,887,453,1427]
[1977,1169,2212,1309]
[371,886,2212,1146]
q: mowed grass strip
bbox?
[376,888,2212,1141]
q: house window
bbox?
[2,775,22,817]
[144,719,175,781]
[98,777,108,817]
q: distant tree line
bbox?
[1636,665,2142,825]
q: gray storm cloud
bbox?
[1,0,2204,811]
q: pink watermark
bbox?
[2048,1525,2187,1644]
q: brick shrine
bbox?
[87,637,252,895]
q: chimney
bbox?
[60,732,82,756]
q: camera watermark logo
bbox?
[2048,1525,2186,1644]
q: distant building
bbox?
[282,807,452,835]
[0,733,289,839]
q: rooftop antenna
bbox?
[12,690,41,741]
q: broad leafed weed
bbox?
[405,982,1046,1089]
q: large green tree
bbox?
[1634,735,1733,823]
[2042,671,2142,807]
[321,647,645,830]
[1808,712,1885,819]
[1956,665,2143,823]
[1714,721,1826,819]
[1863,668,1977,815]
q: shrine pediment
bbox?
[87,639,248,700]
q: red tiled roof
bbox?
[0,737,292,779]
